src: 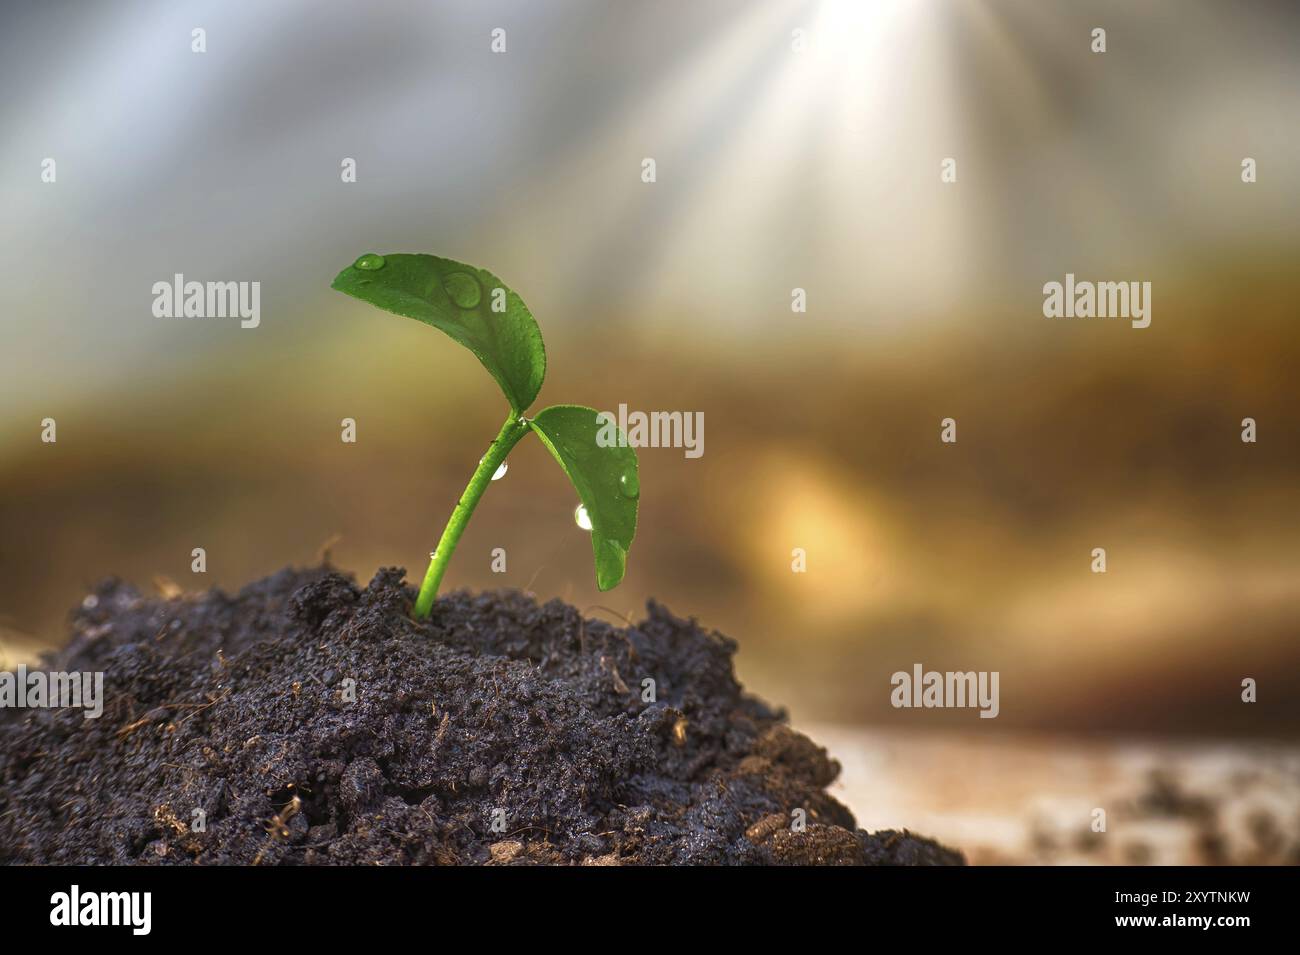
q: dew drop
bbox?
[354,253,385,271]
[618,469,640,499]
[443,271,482,309]
[478,456,508,481]
[574,503,593,531]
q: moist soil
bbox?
[0,566,962,865]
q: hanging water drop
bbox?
[574,503,593,531]
[479,456,508,481]
[354,253,385,271]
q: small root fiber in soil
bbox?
[0,566,963,865]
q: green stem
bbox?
[413,411,529,619]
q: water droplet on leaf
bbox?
[443,271,482,309]
[574,503,593,531]
[354,253,385,271]
[618,469,640,499]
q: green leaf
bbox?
[331,253,546,413]
[528,405,639,591]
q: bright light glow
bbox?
[812,0,911,64]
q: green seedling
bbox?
[331,252,639,619]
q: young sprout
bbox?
[331,252,639,620]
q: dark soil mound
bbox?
[0,567,962,865]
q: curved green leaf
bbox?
[331,252,546,413]
[529,405,639,591]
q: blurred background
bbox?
[2,0,1298,862]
